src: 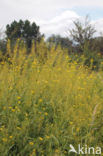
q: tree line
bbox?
[0,16,103,69]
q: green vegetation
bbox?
[0,40,103,155]
[5,20,43,48]
[0,17,103,155]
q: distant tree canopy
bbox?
[47,35,72,49]
[0,17,101,57]
[5,20,43,48]
[69,16,96,52]
[0,28,6,53]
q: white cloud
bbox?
[93,18,103,35]
[35,10,103,37]
[34,10,79,37]
[0,0,103,37]
[0,0,103,25]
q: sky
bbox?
[0,0,103,37]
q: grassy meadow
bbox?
[0,39,103,155]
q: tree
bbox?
[5,20,43,48]
[47,34,72,49]
[92,36,103,54]
[0,28,6,53]
[69,16,96,52]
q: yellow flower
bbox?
[39,99,43,103]
[37,81,40,84]
[17,96,21,100]
[76,128,80,132]
[9,136,13,139]
[18,101,21,104]
[9,87,13,91]
[37,70,40,73]
[9,106,12,110]
[69,122,73,125]
[30,149,36,156]
[43,108,45,111]
[25,113,28,117]
[64,151,67,154]
[29,142,34,146]
[90,58,93,63]
[0,128,3,131]
[45,136,50,139]
[55,149,59,153]
[97,53,101,56]
[39,137,43,141]
[15,106,18,109]
[2,138,7,142]
[39,112,42,114]
[44,80,48,84]
[44,112,48,116]
[3,107,6,110]
[31,90,35,95]
[33,149,36,153]
[66,56,69,60]
[11,109,15,112]
[1,62,5,65]
[17,127,21,130]
[32,61,37,65]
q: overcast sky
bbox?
[0,0,103,37]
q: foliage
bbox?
[5,20,43,48]
[0,41,103,155]
[0,29,6,53]
[92,36,103,54]
[69,16,96,52]
[47,35,72,50]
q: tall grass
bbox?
[0,39,103,155]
